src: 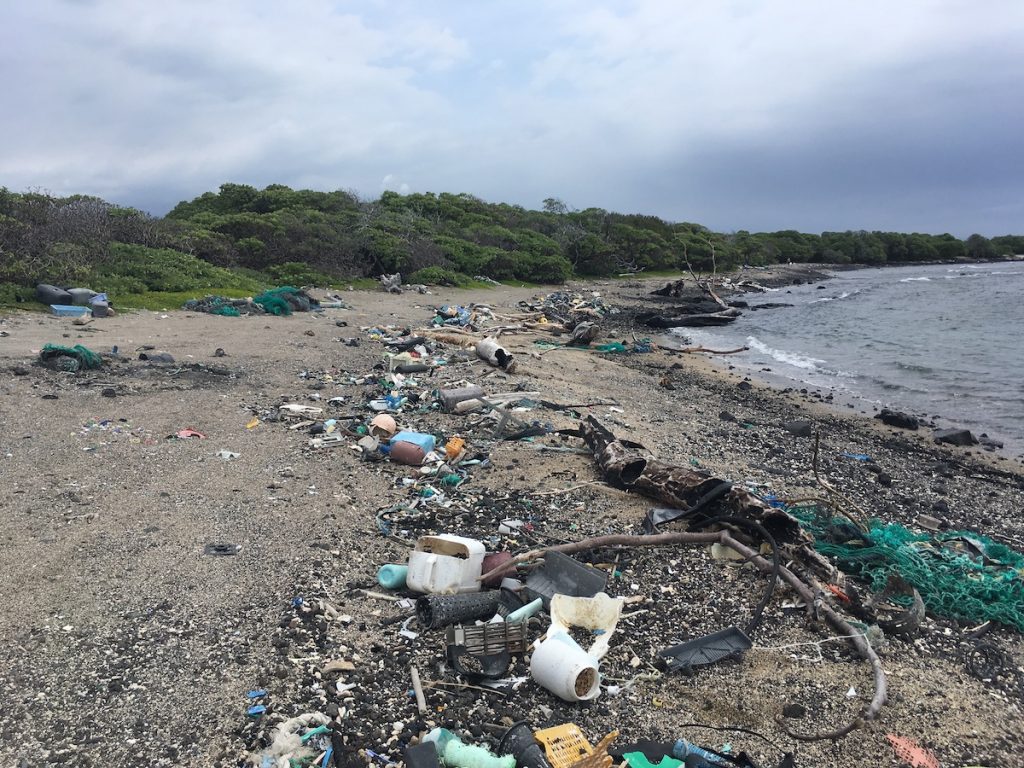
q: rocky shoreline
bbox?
[0,268,1021,767]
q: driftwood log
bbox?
[645,309,741,328]
[578,415,804,543]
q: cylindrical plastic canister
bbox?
[416,592,500,629]
[389,441,427,466]
[529,632,600,701]
[480,552,513,588]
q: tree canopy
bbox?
[1,183,1021,298]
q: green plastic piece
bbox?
[300,724,330,743]
[623,753,682,768]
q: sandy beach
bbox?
[1,269,1022,768]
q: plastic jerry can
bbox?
[407,534,485,594]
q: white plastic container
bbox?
[548,592,624,659]
[530,632,600,701]
[406,534,485,594]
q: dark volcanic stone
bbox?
[782,420,813,437]
[719,411,737,422]
[934,428,978,446]
[782,703,807,719]
[876,409,919,430]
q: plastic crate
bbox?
[50,304,90,318]
[534,724,593,768]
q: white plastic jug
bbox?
[406,534,485,594]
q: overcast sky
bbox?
[2,0,1023,235]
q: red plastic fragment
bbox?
[887,734,940,768]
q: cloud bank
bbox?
[2,0,1022,235]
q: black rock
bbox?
[101,387,116,398]
[979,434,1004,449]
[876,409,919,430]
[737,381,753,391]
[932,500,950,514]
[782,420,813,437]
[934,428,978,446]
[877,473,893,487]
[782,703,807,719]
[719,411,737,422]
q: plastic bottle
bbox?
[671,739,726,767]
[377,564,408,590]
[505,597,543,624]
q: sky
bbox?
[2,0,1023,236]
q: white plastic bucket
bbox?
[530,632,600,701]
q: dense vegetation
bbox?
[2,183,1023,304]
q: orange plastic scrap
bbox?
[570,730,618,768]
[887,734,941,768]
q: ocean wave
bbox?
[899,276,930,282]
[894,361,935,375]
[810,290,857,303]
[747,336,825,371]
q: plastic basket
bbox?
[534,724,593,768]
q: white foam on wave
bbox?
[747,336,825,371]
[900,276,930,282]
[810,290,856,303]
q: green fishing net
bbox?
[790,505,1024,631]
[39,343,104,371]
[253,286,313,316]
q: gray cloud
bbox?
[2,0,1022,235]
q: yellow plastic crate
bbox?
[534,724,594,768]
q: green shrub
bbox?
[266,261,333,285]
[0,282,37,307]
[408,267,466,286]
[95,243,261,293]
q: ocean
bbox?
[673,261,1024,456]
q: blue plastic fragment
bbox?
[247,705,266,716]
[292,596,304,607]
[841,452,871,461]
[246,689,268,699]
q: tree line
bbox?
[2,184,1022,298]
